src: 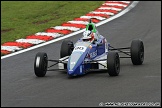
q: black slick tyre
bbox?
[34,52,48,77]
[107,52,120,76]
[60,40,74,58]
[130,39,144,65]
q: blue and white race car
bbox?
[34,20,144,77]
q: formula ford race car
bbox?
[34,20,144,77]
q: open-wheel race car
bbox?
[34,20,144,77]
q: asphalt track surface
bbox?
[1,1,161,107]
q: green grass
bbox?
[1,1,104,44]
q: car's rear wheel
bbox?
[107,52,120,76]
[130,39,144,65]
[60,40,74,58]
[34,52,48,77]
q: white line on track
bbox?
[1,1,139,60]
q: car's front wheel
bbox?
[34,52,48,77]
[107,52,120,76]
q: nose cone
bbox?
[68,64,85,76]
[67,51,87,76]
[68,70,76,76]
[67,57,83,76]
[67,43,91,76]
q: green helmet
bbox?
[86,19,97,33]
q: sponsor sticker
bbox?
[74,46,86,52]
[89,50,97,58]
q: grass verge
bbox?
[1,1,104,44]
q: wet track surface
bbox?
[1,1,161,107]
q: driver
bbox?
[82,30,95,42]
[85,19,101,41]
